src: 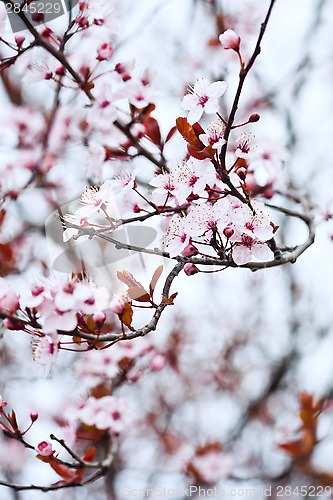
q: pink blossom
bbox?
[235,132,260,159]
[0,278,19,314]
[175,158,218,204]
[191,449,231,483]
[219,29,241,51]
[232,236,273,265]
[35,441,53,457]
[32,332,59,375]
[185,198,230,239]
[76,396,129,435]
[181,77,227,124]
[199,120,226,152]
[165,215,191,258]
[149,353,168,371]
[97,41,114,61]
[110,292,129,315]
[149,172,177,206]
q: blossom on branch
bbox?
[181,78,227,124]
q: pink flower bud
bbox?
[55,65,66,76]
[30,412,39,422]
[249,113,260,123]
[97,42,114,61]
[93,311,106,328]
[223,227,234,239]
[0,289,19,314]
[263,188,274,199]
[181,243,199,257]
[184,263,199,276]
[15,35,25,48]
[149,353,167,372]
[219,29,241,51]
[35,441,53,457]
[236,167,247,181]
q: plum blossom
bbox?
[181,77,227,124]
[24,277,110,334]
[175,158,218,204]
[232,235,273,265]
[35,441,53,457]
[235,131,260,159]
[97,41,114,61]
[199,120,226,152]
[165,215,192,258]
[185,198,230,239]
[219,29,241,51]
[32,332,59,375]
[75,396,129,435]
[149,172,177,206]
[0,278,19,314]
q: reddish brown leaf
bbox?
[187,144,215,160]
[127,286,151,302]
[165,126,177,143]
[149,265,163,298]
[162,292,178,305]
[176,117,202,150]
[117,270,142,288]
[120,302,133,327]
[144,116,162,146]
[82,446,96,462]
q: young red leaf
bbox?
[144,115,162,147]
[127,286,151,302]
[82,446,96,462]
[176,117,202,150]
[117,270,142,288]
[120,302,133,327]
[149,265,163,298]
[165,126,177,143]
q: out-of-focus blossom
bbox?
[75,396,129,435]
[199,120,226,152]
[0,278,19,314]
[181,78,227,124]
[97,41,114,61]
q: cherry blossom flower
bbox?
[235,132,260,159]
[181,77,227,124]
[185,198,231,239]
[75,396,129,435]
[199,120,226,152]
[175,158,218,204]
[0,278,19,314]
[219,29,241,51]
[32,332,59,376]
[35,441,54,457]
[165,215,192,257]
[149,172,177,206]
[62,214,90,243]
[97,41,114,61]
[110,292,129,315]
[232,235,273,265]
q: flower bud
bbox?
[184,263,199,276]
[263,187,274,199]
[92,311,106,328]
[249,113,260,123]
[219,29,241,51]
[55,65,66,76]
[15,35,25,48]
[110,295,126,315]
[35,440,53,457]
[30,412,39,422]
[223,227,234,239]
[181,243,199,257]
[236,167,247,181]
